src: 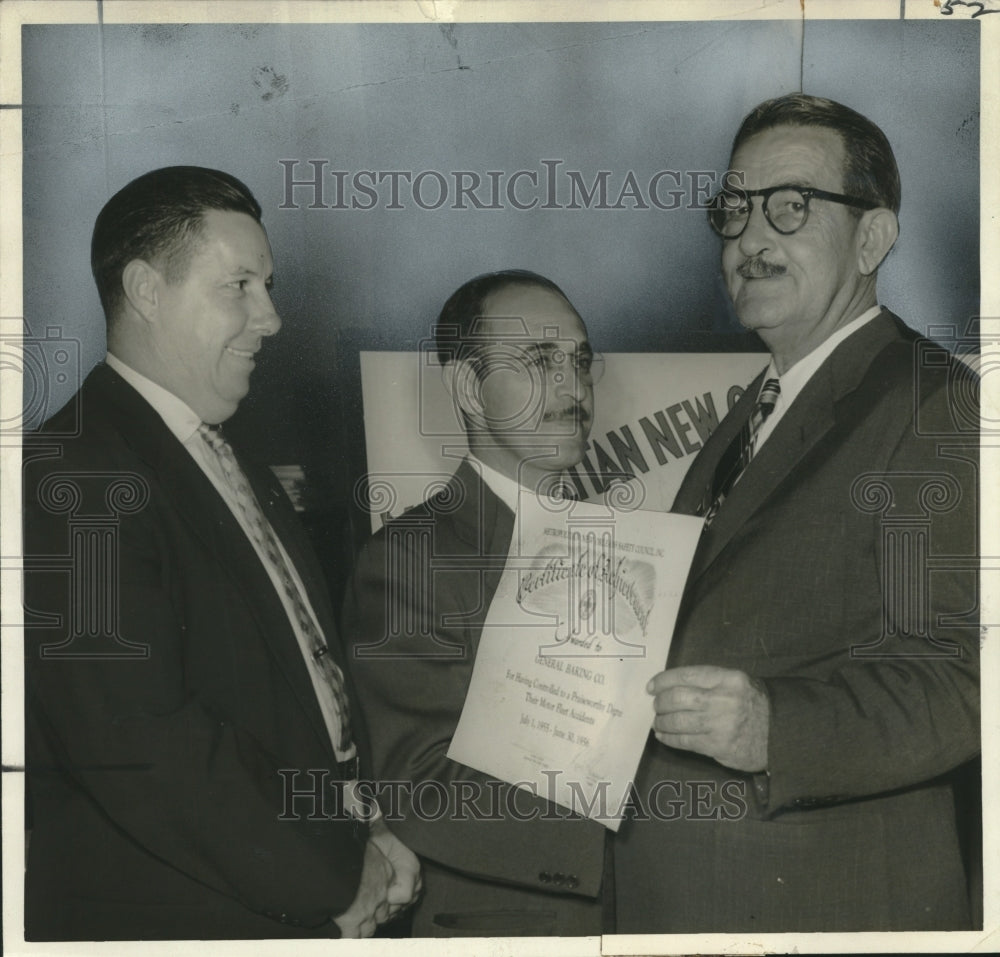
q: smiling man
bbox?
[342,270,611,936]
[615,94,980,932]
[23,166,419,940]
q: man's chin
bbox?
[201,391,245,425]
[733,301,789,333]
[732,283,792,322]
[545,440,590,473]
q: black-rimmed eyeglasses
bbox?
[707,184,878,239]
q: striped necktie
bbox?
[702,377,780,527]
[198,424,353,752]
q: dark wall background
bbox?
[21,18,980,576]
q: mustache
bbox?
[543,404,591,424]
[737,257,786,279]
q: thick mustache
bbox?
[543,405,591,423]
[737,257,786,279]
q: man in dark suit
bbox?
[23,166,420,940]
[615,94,980,931]
[341,270,611,936]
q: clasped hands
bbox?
[647,665,769,773]
[333,818,422,938]
[332,665,766,936]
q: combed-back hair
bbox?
[434,269,570,366]
[91,166,262,323]
[731,93,900,215]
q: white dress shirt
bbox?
[469,455,521,514]
[751,305,883,455]
[105,353,354,762]
[469,454,573,516]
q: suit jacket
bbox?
[341,461,607,936]
[615,311,980,932]
[23,364,368,940]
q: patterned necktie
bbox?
[198,424,353,752]
[702,377,781,527]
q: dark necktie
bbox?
[198,424,353,752]
[702,377,780,527]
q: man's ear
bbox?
[120,259,162,322]
[441,358,487,427]
[856,208,899,277]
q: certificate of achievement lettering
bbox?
[448,492,703,830]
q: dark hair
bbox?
[731,93,900,215]
[434,269,570,365]
[91,166,262,322]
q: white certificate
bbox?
[448,492,703,831]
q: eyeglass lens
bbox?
[711,187,809,237]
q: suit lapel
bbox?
[86,365,336,756]
[85,366,235,563]
[687,311,904,583]
[673,366,767,518]
[448,459,516,560]
[444,460,517,637]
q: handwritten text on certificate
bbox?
[448,493,702,831]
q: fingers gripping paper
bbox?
[447,494,703,831]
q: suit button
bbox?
[538,871,552,884]
[553,872,566,885]
[566,875,579,889]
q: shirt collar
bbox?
[468,454,522,513]
[106,352,203,444]
[766,305,883,401]
[469,453,577,515]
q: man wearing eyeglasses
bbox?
[341,270,611,936]
[615,94,979,931]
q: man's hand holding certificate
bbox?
[448,492,702,830]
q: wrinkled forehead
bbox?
[476,283,588,348]
[728,125,847,193]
